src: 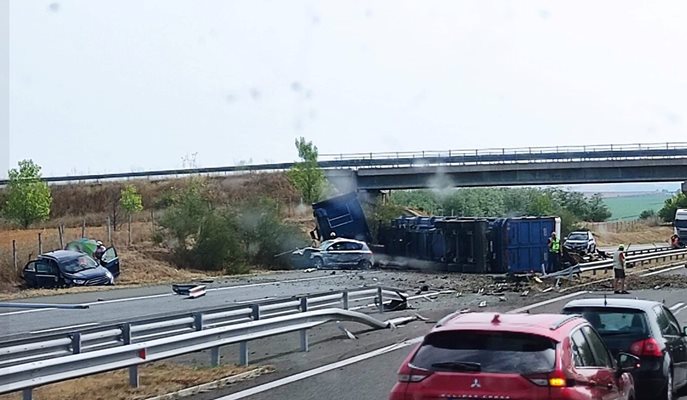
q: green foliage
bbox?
[120,185,143,215]
[639,209,656,220]
[157,181,307,273]
[4,160,52,228]
[658,192,687,222]
[287,137,326,204]
[388,187,611,235]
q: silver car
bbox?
[307,238,374,270]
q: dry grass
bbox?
[0,363,272,400]
[591,225,674,247]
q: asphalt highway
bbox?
[197,288,687,400]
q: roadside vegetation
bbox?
[387,187,612,235]
[658,192,687,222]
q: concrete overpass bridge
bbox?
[321,142,687,193]
[3,142,686,194]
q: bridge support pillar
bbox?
[358,189,388,206]
[682,181,687,195]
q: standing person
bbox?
[547,232,561,272]
[94,240,107,261]
[613,244,628,294]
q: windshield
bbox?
[62,256,99,273]
[675,219,687,229]
[564,307,650,336]
[411,331,556,374]
[567,233,588,241]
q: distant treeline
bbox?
[387,188,612,235]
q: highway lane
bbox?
[207,289,687,400]
[0,270,391,336]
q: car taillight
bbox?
[630,338,663,357]
[398,364,432,383]
[525,370,568,387]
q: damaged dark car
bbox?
[23,250,120,288]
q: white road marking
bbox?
[670,302,685,311]
[640,264,686,277]
[0,274,366,317]
[507,291,589,314]
[29,322,98,334]
[675,305,687,315]
[215,336,424,400]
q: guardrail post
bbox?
[210,346,221,367]
[377,287,384,313]
[22,389,32,400]
[193,312,203,331]
[251,304,261,321]
[71,332,82,354]
[122,323,139,388]
[239,341,249,366]
[342,290,349,310]
[299,297,309,352]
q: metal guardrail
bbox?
[0,308,411,397]
[579,248,687,274]
[0,287,406,371]
[1,142,686,185]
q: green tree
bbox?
[120,185,143,216]
[584,193,611,222]
[658,192,687,222]
[639,209,656,220]
[120,185,144,239]
[4,160,52,228]
[287,137,326,204]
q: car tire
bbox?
[357,260,372,270]
[313,257,324,270]
[657,371,674,400]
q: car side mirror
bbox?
[617,352,640,373]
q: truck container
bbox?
[490,216,561,274]
[311,192,372,243]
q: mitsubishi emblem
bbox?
[470,378,481,389]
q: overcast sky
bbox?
[6,1,687,183]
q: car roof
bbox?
[563,298,661,312]
[39,250,85,262]
[433,312,585,341]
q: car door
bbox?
[570,328,620,400]
[22,261,38,288]
[100,247,120,277]
[658,306,687,386]
[34,259,60,288]
[323,243,341,267]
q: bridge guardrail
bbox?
[2,142,687,185]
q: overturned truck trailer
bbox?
[378,216,561,274]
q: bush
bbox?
[658,193,687,222]
[157,181,308,273]
[639,209,656,220]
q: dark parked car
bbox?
[390,312,638,400]
[563,298,687,400]
[293,238,374,269]
[23,249,120,288]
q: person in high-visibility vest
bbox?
[547,232,561,272]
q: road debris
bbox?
[336,322,357,340]
[478,301,487,308]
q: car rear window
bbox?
[411,331,556,374]
[564,307,650,336]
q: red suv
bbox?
[389,312,639,400]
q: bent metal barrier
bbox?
[0,309,412,398]
[0,287,407,398]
